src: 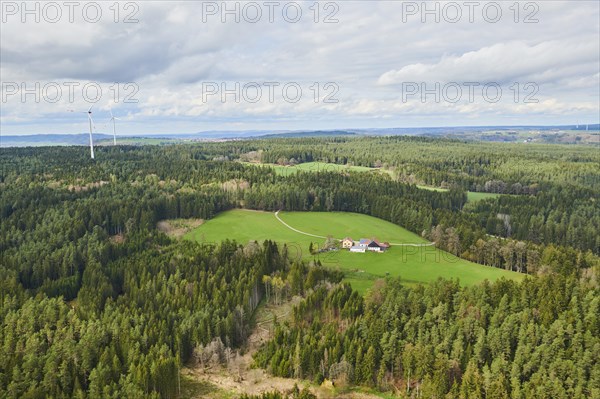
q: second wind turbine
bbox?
[86,106,95,159]
[109,109,120,146]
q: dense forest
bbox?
[255,275,599,398]
[1,236,294,397]
[1,136,598,398]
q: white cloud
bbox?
[1,0,598,134]
[378,40,599,86]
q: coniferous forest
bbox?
[1,136,598,398]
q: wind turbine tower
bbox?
[109,109,120,145]
[87,106,95,159]
[69,106,96,159]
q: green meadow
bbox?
[417,185,501,202]
[465,191,503,202]
[184,210,522,293]
[242,161,382,176]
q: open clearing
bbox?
[184,210,522,293]
[182,297,390,399]
[242,161,386,177]
[465,191,503,202]
[158,218,204,238]
[416,185,501,202]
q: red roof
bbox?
[371,239,390,248]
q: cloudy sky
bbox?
[1,0,599,135]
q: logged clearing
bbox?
[184,210,522,293]
[183,298,386,399]
[158,218,204,238]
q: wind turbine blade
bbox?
[88,105,93,113]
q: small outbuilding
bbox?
[350,246,366,253]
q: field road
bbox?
[274,211,435,247]
[274,210,329,239]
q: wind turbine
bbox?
[86,106,95,159]
[108,109,120,145]
[69,106,96,159]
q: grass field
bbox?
[465,191,502,202]
[184,210,522,293]
[242,161,383,176]
[417,185,501,202]
[97,137,179,145]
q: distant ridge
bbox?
[257,130,358,139]
[1,133,114,147]
[2,124,598,147]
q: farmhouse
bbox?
[367,239,390,252]
[341,237,354,249]
[345,238,390,253]
[367,241,382,252]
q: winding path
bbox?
[274,210,328,239]
[274,211,435,247]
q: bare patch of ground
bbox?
[157,218,204,238]
[184,297,384,399]
[46,180,63,189]
[110,233,125,244]
[222,179,250,192]
[67,180,108,192]
[43,179,108,191]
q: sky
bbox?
[1,0,599,135]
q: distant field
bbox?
[184,210,522,293]
[416,185,501,202]
[244,163,497,202]
[97,137,179,145]
[465,191,502,201]
[242,161,383,176]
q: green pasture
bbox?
[416,185,501,202]
[184,210,522,294]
